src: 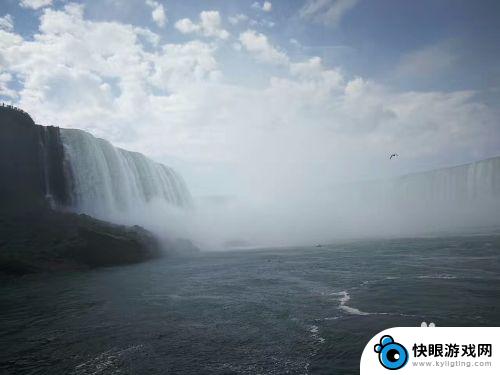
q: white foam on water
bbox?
[332,291,370,316]
[72,344,143,375]
[330,290,424,319]
[308,325,325,344]
[322,316,340,321]
[417,274,457,279]
[361,276,400,287]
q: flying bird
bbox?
[389,153,399,160]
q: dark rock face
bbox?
[0,210,160,275]
[0,105,162,274]
[0,105,71,212]
[39,125,72,207]
[0,106,46,212]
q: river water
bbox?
[1,234,500,374]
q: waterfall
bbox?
[329,157,500,234]
[60,129,192,223]
[392,157,500,203]
[389,158,500,230]
[343,157,500,206]
[38,125,71,209]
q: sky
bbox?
[1,0,500,199]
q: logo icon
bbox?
[374,335,408,370]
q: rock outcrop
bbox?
[0,210,160,275]
[0,105,163,274]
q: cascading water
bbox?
[392,157,500,203]
[60,129,192,224]
[334,156,500,234]
[342,157,500,206]
[38,125,71,209]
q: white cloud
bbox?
[0,14,14,32]
[289,56,343,92]
[19,0,52,10]
[230,12,273,29]
[0,0,497,211]
[0,3,221,145]
[299,0,358,26]
[396,42,457,78]
[174,18,198,34]
[145,0,167,28]
[289,38,301,48]
[228,13,248,25]
[252,1,272,12]
[262,20,275,28]
[249,18,275,28]
[0,72,17,98]
[239,30,288,65]
[150,41,221,91]
[175,11,229,40]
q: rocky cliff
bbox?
[0,105,164,275]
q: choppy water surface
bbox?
[1,234,500,374]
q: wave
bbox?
[72,344,144,375]
[331,291,370,316]
[308,325,325,344]
[330,290,419,318]
[416,274,457,280]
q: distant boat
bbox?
[316,244,323,248]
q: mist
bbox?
[3,1,499,251]
[55,83,500,251]
[102,156,500,251]
[152,80,500,250]
[60,108,499,251]
[185,168,500,250]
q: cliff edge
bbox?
[0,105,162,275]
